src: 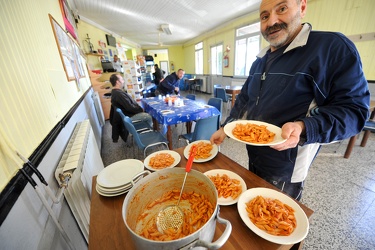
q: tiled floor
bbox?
[101,90,375,249]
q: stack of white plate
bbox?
[96,159,145,197]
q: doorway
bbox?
[159,61,169,77]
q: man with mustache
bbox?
[210,0,369,200]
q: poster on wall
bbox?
[59,0,77,41]
[49,14,76,81]
[72,41,86,78]
[49,14,86,85]
[116,44,127,62]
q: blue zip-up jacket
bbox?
[227,23,370,183]
[157,72,180,95]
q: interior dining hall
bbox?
[1,0,374,249]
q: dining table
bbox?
[141,97,220,149]
[225,85,243,107]
[88,147,314,250]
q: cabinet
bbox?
[89,72,114,120]
[145,61,154,84]
[123,60,143,101]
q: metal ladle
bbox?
[156,145,197,233]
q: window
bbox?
[195,42,203,74]
[234,22,261,77]
[210,44,223,75]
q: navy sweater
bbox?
[228,24,370,182]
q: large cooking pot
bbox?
[122,168,232,249]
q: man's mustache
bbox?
[266,23,288,34]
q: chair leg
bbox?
[344,135,357,159]
[360,130,371,147]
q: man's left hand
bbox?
[271,121,305,151]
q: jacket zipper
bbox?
[256,72,266,106]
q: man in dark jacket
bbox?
[109,73,152,142]
[153,64,164,85]
[210,0,369,200]
[156,69,185,95]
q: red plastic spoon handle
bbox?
[186,145,197,173]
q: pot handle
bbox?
[130,170,151,187]
[182,211,232,250]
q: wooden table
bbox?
[89,147,313,250]
[225,85,242,107]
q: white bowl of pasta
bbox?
[237,188,309,245]
[224,120,287,146]
[143,150,181,171]
[122,168,232,249]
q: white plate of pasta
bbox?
[204,169,247,206]
[183,140,219,163]
[144,150,181,171]
[237,188,309,245]
[223,120,286,146]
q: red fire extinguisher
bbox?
[223,55,229,68]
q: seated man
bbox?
[156,69,185,96]
[109,73,153,142]
[111,55,122,72]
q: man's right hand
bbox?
[210,128,227,145]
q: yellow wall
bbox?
[304,0,375,79]
[0,0,92,189]
[181,0,375,79]
[153,53,169,67]
[167,46,185,72]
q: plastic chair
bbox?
[216,87,231,114]
[186,94,196,100]
[178,115,220,144]
[116,108,169,158]
[213,84,222,98]
[191,79,202,94]
[207,97,223,129]
[112,105,152,133]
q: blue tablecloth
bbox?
[141,97,220,134]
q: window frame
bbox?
[234,22,261,77]
[210,43,223,76]
[195,42,203,75]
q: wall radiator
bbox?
[54,120,104,242]
[92,91,105,127]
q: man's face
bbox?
[117,75,124,87]
[114,56,119,62]
[177,70,185,79]
[259,0,306,51]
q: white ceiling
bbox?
[68,0,261,47]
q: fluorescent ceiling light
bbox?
[161,24,172,35]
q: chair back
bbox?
[186,94,196,100]
[216,87,228,102]
[213,84,222,98]
[207,98,222,129]
[191,115,220,142]
[116,108,145,150]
